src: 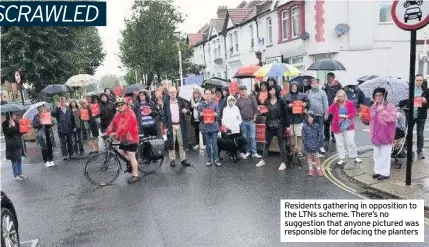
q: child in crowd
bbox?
[302,111,324,177]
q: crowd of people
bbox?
[3,73,429,184]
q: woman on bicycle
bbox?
[105,97,140,184]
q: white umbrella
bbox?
[179,84,204,101]
[23,101,48,121]
[358,76,408,106]
[65,74,98,87]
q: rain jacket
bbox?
[369,102,397,145]
[302,118,321,154]
[106,107,139,144]
[328,100,356,134]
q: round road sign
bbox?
[391,0,429,31]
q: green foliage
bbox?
[119,0,195,85]
[1,26,105,97]
[99,74,121,90]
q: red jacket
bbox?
[105,107,139,144]
[328,100,356,134]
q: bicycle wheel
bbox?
[137,142,164,174]
[84,152,121,186]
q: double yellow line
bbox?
[322,146,429,226]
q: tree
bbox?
[99,74,121,90]
[1,26,105,97]
[120,0,191,86]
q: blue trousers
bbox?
[241,121,257,155]
[204,131,219,162]
[314,116,325,148]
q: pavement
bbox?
[342,150,429,208]
[1,121,429,246]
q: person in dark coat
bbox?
[99,93,116,133]
[323,72,342,142]
[33,104,56,167]
[163,86,191,167]
[2,112,26,180]
[104,87,116,102]
[51,96,76,160]
[398,74,429,159]
[190,88,204,149]
[285,81,310,158]
[70,100,85,156]
[218,86,229,126]
[134,91,159,137]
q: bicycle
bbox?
[84,135,164,186]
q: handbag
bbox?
[267,120,280,130]
[340,119,351,131]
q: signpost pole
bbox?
[406,30,417,186]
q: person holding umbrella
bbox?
[323,72,342,143]
[33,104,56,167]
[2,112,26,180]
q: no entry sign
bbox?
[391,0,429,30]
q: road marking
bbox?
[322,146,429,226]
[20,239,39,247]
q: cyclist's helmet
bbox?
[115,97,126,106]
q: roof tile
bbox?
[227,8,253,25]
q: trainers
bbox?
[308,169,314,176]
[127,176,140,184]
[240,153,247,160]
[316,168,323,177]
[206,161,212,166]
[15,176,24,181]
[45,161,51,167]
[170,160,176,167]
[252,153,262,158]
[278,163,286,171]
[19,174,28,179]
[181,160,191,166]
[193,145,199,150]
[337,160,345,165]
[50,161,56,166]
[256,160,265,167]
[245,152,251,157]
[319,147,326,154]
[214,160,222,166]
[63,157,69,161]
[418,153,425,159]
[355,157,362,163]
[200,145,206,150]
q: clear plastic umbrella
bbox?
[23,102,48,121]
[65,74,98,87]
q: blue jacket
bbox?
[51,106,76,134]
[198,100,220,133]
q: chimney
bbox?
[217,6,228,18]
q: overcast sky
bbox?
[95,0,244,78]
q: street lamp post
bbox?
[178,41,183,87]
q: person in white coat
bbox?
[222,96,247,159]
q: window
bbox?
[228,33,233,55]
[207,44,211,63]
[267,17,273,45]
[291,6,300,38]
[234,31,239,53]
[314,53,333,83]
[250,25,254,50]
[290,56,304,72]
[281,11,289,40]
[217,39,221,58]
[379,1,392,23]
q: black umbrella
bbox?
[307,59,346,71]
[41,84,72,95]
[1,103,27,114]
[357,75,379,84]
[289,75,314,88]
[202,77,229,89]
[124,84,148,95]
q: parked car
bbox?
[404,7,422,23]
[1,191,20,247]
[404,0,423,8]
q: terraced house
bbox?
[188,0,429,86]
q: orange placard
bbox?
[258,91,268,104]
[80,109,90,121]
[359,104,370,125]
[414,97,424,107]
[229,81,239,95]
[40,112,52,125]
[259,105,268,114]
[90,103,100,116]
[19,119,31,134]
[202,108,215,124]
[292,100,304,114]
[142,106,151,115]
[256,124,265,143]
